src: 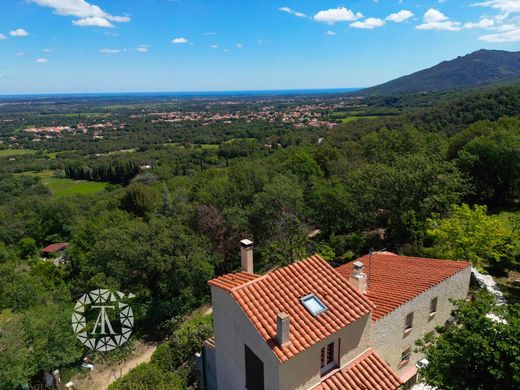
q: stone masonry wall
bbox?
[370,266,471,376]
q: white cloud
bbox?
[279,6,306,18]
[351,18,385,29]
[464,18,495,29]
[73,16,114,27]
[469,1,520,42]
[325,30,336,35]
[172,37,189,44]
[0,33,6,40]
[16,52,25,56]
[100,48,121,54]
[314,7,363,24]
[10,29,29,37]
[386,10,414,23]
[210,44,218,49]
[472,1,520,16]
[35,58,48,63]
[477,19,520,41]
[30,0,130,27]
[479,28,520,41]
[137,45,149,53]
[416,9,462,31]
[424,8,449,23]
[42,48,52,52]
[236,43,243,48]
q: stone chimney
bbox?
[240,239,254,273]
[276,312,290,346]
[349,261,368,294]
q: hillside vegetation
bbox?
[362,49,520,95]
[0,84,519,389]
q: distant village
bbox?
[16,96,367,144]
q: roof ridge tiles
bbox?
[336,254,471,321]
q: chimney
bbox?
[240,239,254,273]
[276,312,290,346]
[349,261,368,294]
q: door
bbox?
[245,344,264,390]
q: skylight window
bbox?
[300,293,328,316]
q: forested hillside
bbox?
[0,86,519,389]
[361,49,520,95]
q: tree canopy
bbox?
[418,292,520,390]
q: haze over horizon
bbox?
[1,0,520,94]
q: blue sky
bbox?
[0,0,519,94]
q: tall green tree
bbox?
[417,293,520,390]
[425,204,516,269]
[456,128,520,204]
[0,304,84,389]
[343,154,468,246]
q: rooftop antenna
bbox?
[368,247,374,289]
[367,248,387,289]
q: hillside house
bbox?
[41,242,69,266]
[199,240,471,390]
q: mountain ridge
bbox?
[360,49,520,95]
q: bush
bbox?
[17,237,38,259]
[108,363,183,390]
[151,315,213,372]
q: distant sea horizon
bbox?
[0,88,361,100]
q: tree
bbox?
[69,211,214,331]
[456,127,520,204]
[425,204,516,269]
[120,183,160,217]
[250,175,308,264]
[0,304,84,388]
[343,154,468,246]
[308,178,356,236]
[417,292,520,390]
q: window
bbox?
[245,345,264,390]
[404,312,414,333]
[399,347,411,368]
[300,293,328,317]
[430,297,438,316]
[320,342,337,375]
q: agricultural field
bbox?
[338,115,381,123]
[19,170,107,197]
[164,142,219,149]
[0,149,38,157]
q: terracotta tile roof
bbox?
[208,272,259,292]
[229,255,375,362]
[336,253,471,321]
[41,242,69,254]
[318,349,402,390]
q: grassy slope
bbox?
[0,149,38,157]
[20,170,107,197]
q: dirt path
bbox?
[71,342,157,390]
[69,306,213,389]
